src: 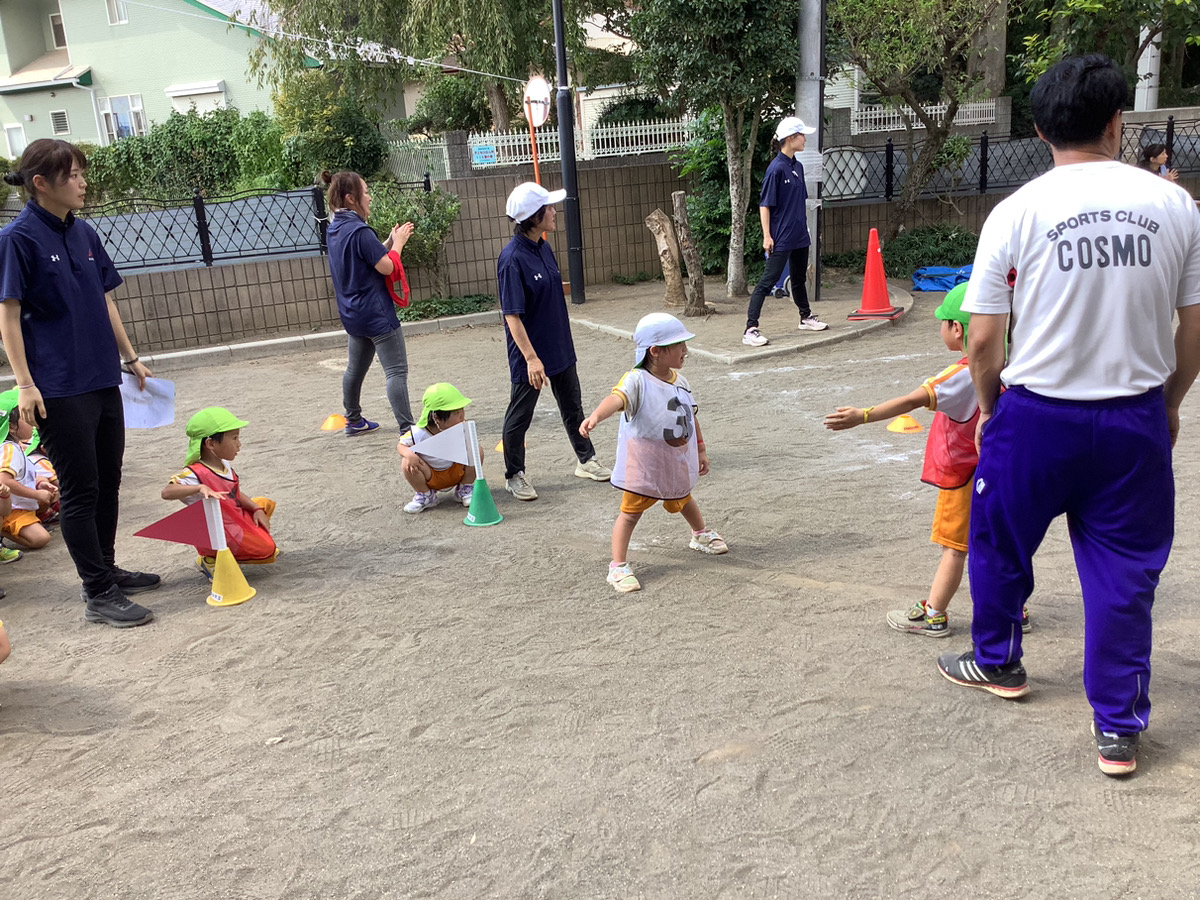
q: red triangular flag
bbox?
[134,501,211,547]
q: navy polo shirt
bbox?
[0,201,123,399]
[759,152,810,251]
[326,210,399,339]
[497,233,577,383]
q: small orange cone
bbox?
[887,414,923,433]
[849,228,905,321]
[321,414,348,431]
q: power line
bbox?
[121,0,528,85]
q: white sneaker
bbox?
[743,327,770,346]
[404,490,439,514]
[606,563,641,593]
[505,471,538,501]
[575,458,612,482]
[454,483,474,507]
[798,316,829,331]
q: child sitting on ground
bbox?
[162,407,278,577]
[0,391,56,551]
[22,429,59,524]
[824,284,1029,637]
[398,383,481,513]
[580,312,727,593]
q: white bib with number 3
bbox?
[611,369,699,500]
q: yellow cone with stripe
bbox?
[207,548,256,607]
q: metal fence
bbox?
[0,179,430,272]
[464,118,697,168]
[386,139,449,182]
[823,116,1200,202]
[851,99,998,135]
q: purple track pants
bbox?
[969,385,1174,735]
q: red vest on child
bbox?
[920,358,980,490]
[187,463,276,561]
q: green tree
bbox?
[631,0,797,297]
[274,70,389,181]
[828,0,1004,242]
[397,71,503,137]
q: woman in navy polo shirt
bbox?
[322,171,416,436]
[0,139,158,627]
[742,116,829,347]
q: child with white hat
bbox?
[580,313,727,593]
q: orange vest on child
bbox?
[188,463,276,561]
[920,357,981,490]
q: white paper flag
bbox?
[120,373,176,429]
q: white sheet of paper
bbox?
[120,373,176,429]
[410,421,471,466]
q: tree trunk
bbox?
[720,100,761,298]
[882,99,958,242]
[645,208,687,308]
[486,81,511,132]
[672,190,707,316]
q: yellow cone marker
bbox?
[208,547,256,607]
[321,414,348,431]
[887,414,924,434]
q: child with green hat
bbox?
[162,407,278,576]
[824,283,1029,639]
[0,387,55,552]
[397,383,480,513]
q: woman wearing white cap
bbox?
[742,116,828,347]
[497,182,611,501]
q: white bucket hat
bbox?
[774,116,817,141]
[634,312,696,366]
[506,182,567,222]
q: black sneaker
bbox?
[112,567,162,594]
[1092,721,1140,776]
[84,585,154,628]
[937,649,1030,698]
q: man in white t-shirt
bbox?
[936,54,1200,777]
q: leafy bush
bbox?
[396,73,494,136]
[367,181,462,270]
[822,224,979,277]
[232,110,287,190]
[597,93,681,125]
[275,71,388,182]
[395,294,497,322]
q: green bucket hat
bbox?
[0,388,19,444]
[934,282,971,348]
[185,407,248,465]
[417,383,471,429]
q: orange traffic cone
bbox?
[849,228,905,321]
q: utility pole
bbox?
[796,0,825,302]
[552,0,586,304]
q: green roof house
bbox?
[0,1,274,156]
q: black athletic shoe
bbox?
[1092,721,1140,776]
[937,649,1030,698]
[84,585,154,628]
[111,567,162,594]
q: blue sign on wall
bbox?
[472,145,498,166]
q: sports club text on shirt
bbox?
[1046,209,1161,272]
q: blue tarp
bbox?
[912,265,972,291]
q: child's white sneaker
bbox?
[743,327,770,347]
[404,490,439,514]
[454,483,474,507]
[606,562,641,593]
[689,528,728,554]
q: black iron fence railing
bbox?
[823,116,1200,203]
[0,175,432,272]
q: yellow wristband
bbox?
[864,406,875,424]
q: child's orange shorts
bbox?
[931,482,972,552]
[426,463,467,491]
[620,491,692,515]
[2,509,40,540]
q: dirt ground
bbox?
[2,296,1200,899]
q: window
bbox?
[5,125,27,158]
[98,94,146,143]
[50,110,70,135]
[50,13,67,49]
[106,0,129,26]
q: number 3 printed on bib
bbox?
[663,396,691,447]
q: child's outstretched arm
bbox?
[580,394,625,437]
[161,481,226,502]
[824,386,931,431]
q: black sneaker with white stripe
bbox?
[1092,721,1140,776]
[937,649,1030,698]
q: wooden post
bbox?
[672,190,706,316]
[644,208,686,308]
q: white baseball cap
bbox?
[774,116,817,141]
[506,182,567,222]
[634,312,696,366]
